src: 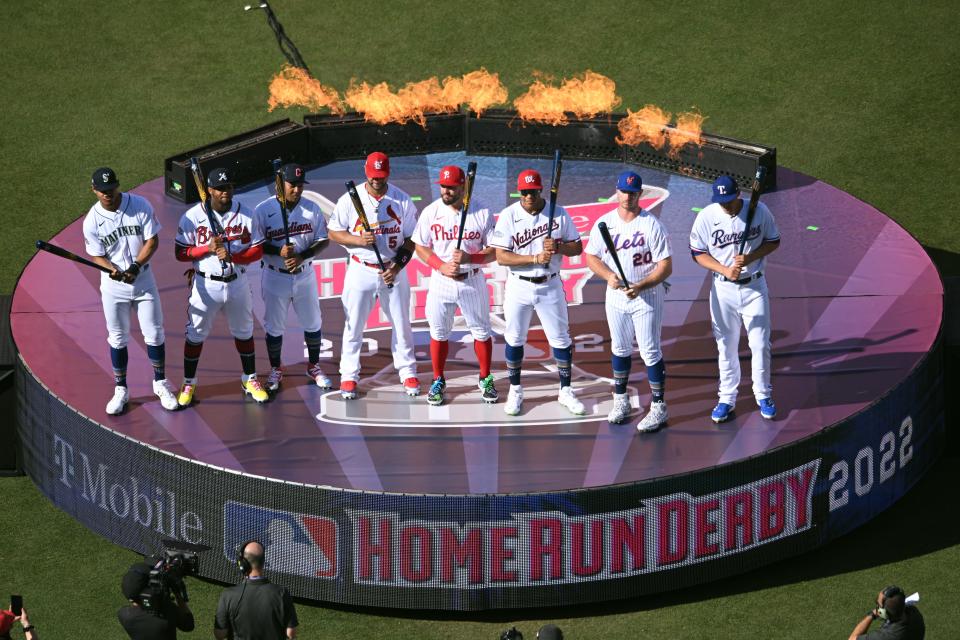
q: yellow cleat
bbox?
[177,382,196,407]
[242,376,269,404]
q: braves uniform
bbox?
[255,170,331,391]
[329,179,418,391]
[690,175,781,421]
[82,167,177,414]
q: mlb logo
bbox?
[224,501,338,579]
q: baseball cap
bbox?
[207,167,233,188]
[436,165,465,186]
[616,170,643,193]
[92,167,119,191]
[121,562,152,600]
[711,175,740,203]
[0,610,14,635]
[365,152,390,179]
[517,169,543,191]
[280,163,309,184]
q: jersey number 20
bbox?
[633,251,652,266]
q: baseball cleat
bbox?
[153,379,179,411]
[558,386,586,416]
[427,377,446,406]
[711,402,735,423]
[307,363,332,389]
[403,377,421,397]
[637,401,668,433]
[340,380,358,400]
[242,376,269,404]
[759,397,777,419]
[266,367,283,392]
[105,385,129,415]
[607,393,631,424]
[177,381,196,407]
[478,374,498,403]
[504,385,523,416]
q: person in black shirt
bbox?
[848,585,925,640]
[214,540,298,640]
[117,562,195,640]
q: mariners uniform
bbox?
[490,169,585,417]
[690,175,781,422]
[255,163,331,392]
[82,167,178,415]
[585,171,672,432]
[328,152,419,399]
[174,167,267,406]
[412,165,497,406]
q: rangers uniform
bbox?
[174,167,267,406]
[690,175,781,422]
[82,167,178,415]
[255,163,331,392]
[328,152,419,398]
[412,165,497,406]
[490,169,585,417]
[584,171,672,432]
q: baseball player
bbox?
[690,175,781,423]
[584,171,673,432]
[82,167,179,415]
[412,165,497,406]
[328,151,419,399]
[174,167,268,406]
[490,168,585,416]
[254,163,331,392]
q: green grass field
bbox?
[1,1,957,637]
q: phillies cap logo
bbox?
[443,170,450,179]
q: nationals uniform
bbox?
[255,163,331,392]
[490,169,585,417]
[328,152,419,397]
[585,171,672,432]
[82,167,178,415]
[412,165,497,405]
[174,167,267,405]
[690,175,781,422]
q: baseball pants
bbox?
[261,266,322,336]
[426,269,492,341]
[185,272,255,343]
[709,276,772,404]
[502,275,571,348]
[605,285,664,365]
[100,268,164,349]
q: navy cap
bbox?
[711,175,740,203]
[207,167,233,188]
[92,167,119,191]
[616,171,642,193]
[280,163,309,184]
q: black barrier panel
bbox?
[305,113,465,164]
[15,331,944,610]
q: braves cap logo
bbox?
[218,171,227,182]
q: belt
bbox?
[197,271,238,283]
[718,271,763,285]
[264,262,305,275]
[351,254,391,269]
[515,272,559,284]
[450,268,481,281]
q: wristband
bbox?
[22,626,34,632]
[394,246,413,270]
[427,254,444,270]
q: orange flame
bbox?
[514,71,621,125]
[267,65,343,113]
[616,105,671,149]
[440,69,508,116]
[666,110,706,158]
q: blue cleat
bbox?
[711,403,734,423]
[759,398,777,419]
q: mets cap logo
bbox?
[626,175,636,185]
[224,501,338,579]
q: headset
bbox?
[236,539,264,575]
[877,585,904,621]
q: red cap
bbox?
[517,169,543,191]
[436,165,465,187]
[364,152,390,179]
[0,610,14,635]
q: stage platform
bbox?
[12,153,945,610]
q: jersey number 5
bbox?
[388,236,398,249]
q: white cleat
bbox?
[607,393,631,424]
[266,366,283,392]
[558,386,586,416]
[637,401,668,432]
[307,363,332,389]
[153,379,179,411]
[106,385,129,415]
[504,384,524,416]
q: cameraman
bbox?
[848,585,925,640]
[118,562,195,640]
[215,540,299,640]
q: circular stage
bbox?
[12,153,945,610]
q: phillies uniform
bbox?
[82,167,177,414]
[690,175,781,421]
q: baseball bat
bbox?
[272,158,292,245]
[597,222,630,288]
[36,240,113,274]
[344,180,391,289]
[188,156,230,269]
[737,166,767,256]
[454,161,478,251]
[545,149,563,240]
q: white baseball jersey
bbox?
[329,183,417,263]
[489,202,581,275]
[255,195,329,269]
[585,208,671,285]
[412,198,494,263]
[689,201,780,277]
[82,192,160,270]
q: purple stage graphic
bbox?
[12,154,945,610]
